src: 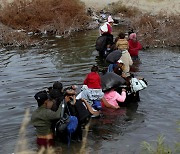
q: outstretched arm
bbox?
[81,98,100,116]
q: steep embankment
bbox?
[81,0,180,15]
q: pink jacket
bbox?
[104,90,126,107]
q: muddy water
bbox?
[0,27,180,154]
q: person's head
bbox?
[49,89,61,100]
[129,33,137,41]
[64,89,76,104]
[53,81,63,92]
[118,32,125,39]
[34,91,49,107]
[91,65,99,72]
[107,16,114,26]
[128,28,134,36]
[117,59,124,70]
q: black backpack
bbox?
[95,35,107,52]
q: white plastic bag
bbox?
[130,78,147,92]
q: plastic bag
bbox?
[101,72,126,92]
[130,78,147,92]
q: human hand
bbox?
[122,88,126,92]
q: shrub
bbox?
[130,13,180,48]
[106,1,141,17]
[0,0,90,35]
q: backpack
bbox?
[95,35,107,52]
[67,116,78,134]
[75,99,91,124]
[92,100,102,110]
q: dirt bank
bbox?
[81,0,180,15]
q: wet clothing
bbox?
[49,89,64,111]
[37,138,54,147]
[104,90,126,107]
[31,105,62,136]
[116,39,129,50]
[106,22,112,34]
[100,22,113,35]
[119,50,133,77]
[128,39,142,57]
[84,72,101,89]
[79,88,104,105]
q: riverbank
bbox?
[0,0,179,48]
[84,0,180,48]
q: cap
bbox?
[34,91,48,105]
[108,16,114,23]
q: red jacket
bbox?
[128,39,142,56]
[84,72,101,89]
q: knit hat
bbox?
[108,16,114,23]
[129,33,137,40]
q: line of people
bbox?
[97,15,142,62]
[31,15,145,149]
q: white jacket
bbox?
[120,50,133,77]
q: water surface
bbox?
[0,28,180,154]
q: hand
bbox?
[115,106,120,109]
[122,88,126,92]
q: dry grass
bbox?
[0,23,37,47]
[130,13,180,48]
[14,108,60,154]
[106,1,141,17]
[0,0,90,35]
[106,0,180,48]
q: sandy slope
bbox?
[81,0,180,14]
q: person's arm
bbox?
[129,53,133,66]
[137,42,142,50]
[83,74,88,85]
[45,103,62,120]
[115,40,120,49]
[116,89,126,102]
[81,98,100,116]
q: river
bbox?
[0,27,180,154]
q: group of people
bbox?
[31,15,144,149]
[98,15,142,63]
[31,65,129,148]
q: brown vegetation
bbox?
[106,2,180,48]
[130,13,180,48]
[0,0,90,35]
[106,1,141,17]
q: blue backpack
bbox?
[92,100,102,110]
[66,107,78,146]
[67,116,78,134]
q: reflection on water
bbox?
[0,28,180,153]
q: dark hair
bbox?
[118,32,125,39]
[91,65,99,72]
[53,81,63,91]
[128,28,134,36]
